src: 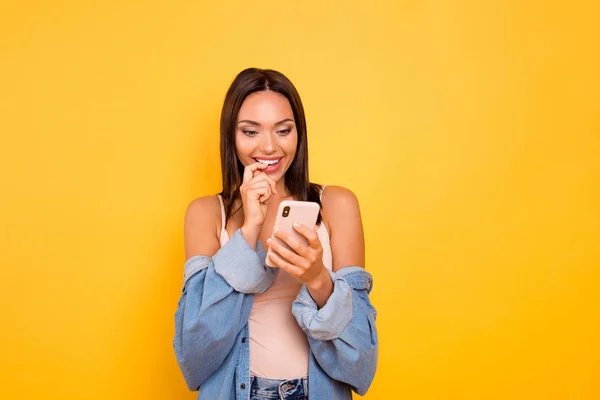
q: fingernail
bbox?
[293,222,300,228]
[273,229,279,234]
[266,238,271,244]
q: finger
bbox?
[273,228,310,257]
[248,180,272,191]
[263,174,278,195]
[248,180,272,194]
[267,250,304,276]
[251,180,277,202]
[243,162,268,183]
[267,237,309,269]
[248,183,272,202]
[291,223,320,249]
[245,171,277,192]
[258,191,272,203]
[250,172,277,194]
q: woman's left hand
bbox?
[267,222,334,307]
[266,223,325,286]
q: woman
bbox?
[174,68,378,399]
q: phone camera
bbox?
[282,206,290,218]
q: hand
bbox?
[266,222,326,286]
[240,162,277,244]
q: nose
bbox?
[259,131,275,153]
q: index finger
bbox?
[243,162,268,183]
[291,223,320,248]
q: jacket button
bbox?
[241,337,246,343]
[240,383,246,389]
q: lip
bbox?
[253,157,283,173]
[253,156,282,161]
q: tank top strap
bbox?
[319,184,328,200]
[216,194,229,245]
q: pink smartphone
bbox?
[265,200,320,267]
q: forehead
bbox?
[237,91,294,122]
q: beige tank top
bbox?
[217,186,332,379]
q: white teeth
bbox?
[257,158,280,165]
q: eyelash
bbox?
[242,129,291,137]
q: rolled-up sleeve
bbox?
[213,229,275,293]
[292,266,378,396]
[174,229,275,391]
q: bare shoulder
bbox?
[185,195,221,221]
[321,185,361,211]
[184,195,222,259]
[320,185,365,271]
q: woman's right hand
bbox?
[239,162,277,246]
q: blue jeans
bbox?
[249,375,309,400]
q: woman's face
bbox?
[235,90,298,183]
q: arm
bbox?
[173,196,274,390]
[291,186,378,395]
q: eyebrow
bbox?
[237,118,294,126]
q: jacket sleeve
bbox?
[173,229,274,390]
[292,266,378,395]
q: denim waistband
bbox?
[250,375,309,399]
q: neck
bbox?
[275,179,288,197]
[266,180,293,209]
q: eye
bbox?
[277,129,291,136]
[242,130,258,137]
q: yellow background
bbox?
[1,1,599,399]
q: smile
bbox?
[254,158,282,166]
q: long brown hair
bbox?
[218,68,322,224]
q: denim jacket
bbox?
[173,228,378,399]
